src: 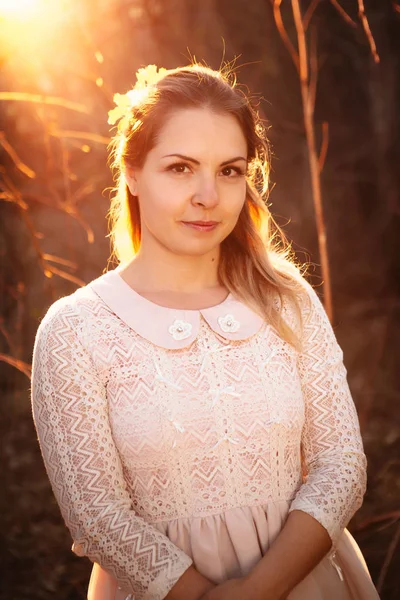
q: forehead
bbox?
[151,107,247,159]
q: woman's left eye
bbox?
[221,166,244,177]
[167,163,191,174]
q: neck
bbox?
[121,243,222,295]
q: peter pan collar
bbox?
[89,269,265,349]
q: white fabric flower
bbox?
[217,313,240,333]
[168,319,193,340]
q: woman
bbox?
[31,63,380,600]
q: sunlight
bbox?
[0,0,41,18]
[0,0,71,59]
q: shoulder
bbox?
[274,264,322,321]
[34,274,109,347]
[270,255,320,310]
[272,266,330,349]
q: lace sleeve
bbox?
[31,297,193,600]
[288,281,367,547]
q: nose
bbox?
[191,173,219,208]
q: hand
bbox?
[200,577,249,600]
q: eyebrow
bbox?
[162,153,247,166]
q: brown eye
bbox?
[168,163,190,173]
[221,166,243,177]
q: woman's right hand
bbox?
[165,566,216,600]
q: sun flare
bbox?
[0,0,42,18]
[0,0,69,56]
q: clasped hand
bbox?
[200,577,253,600]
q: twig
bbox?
[358,0,380,63]
[69,181,97,206]
[45,264,85,287]
[0,319,16,355]
[358,304,393,433]
[0,170,28,212]
[0,353,31,379]
[329,0,358,27]
[49,128,110,145]
[42,254,78,269]
[64,205,95,244]
[319,122,329,171]
[290,0,333,320]
[303,0,320,31]
[0,170,56,297]
[60,138,73,206]
[273,0,300,72]
[308,23,318,115]
[354,510,400,531]
[377,522,400,593]
[36,106,64,210]
[0,133,36,179]
[0,92,89,114]
[0,189,29,210]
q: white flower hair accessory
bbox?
[107,64,168,132]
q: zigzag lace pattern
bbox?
[31,281,367,599]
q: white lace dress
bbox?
[31,269,380,600]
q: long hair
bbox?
[107,63,308,348]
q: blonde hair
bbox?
[107,63,308,348]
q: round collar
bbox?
[89,269,265,349]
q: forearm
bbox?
[165,565,216,600]
[244,509,332,600]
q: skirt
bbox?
[87,503,380,600]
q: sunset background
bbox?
[1,1,399,598]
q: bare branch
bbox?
[0,92,89,114]
[45,264,86,287]
[353,510,400,532]
[303,0,320,31]
[358,0,380,63]
[329,0,358,27]
[60,138,73,206]
[358,303,393,434]
[273,0,300,73]
[308,23,318,115]
[69,181,97,206]
[319,122,329,171]
[0,171,57,296]
[42,254,78,269]
[64,205,95,244]
[49,128,110,145]
[0,169,29,210]
[291,0,333,320]
[0,319,16,354]
[0,133,36,179]
[0,353,31,379]
[0,190,29,210]
[377,523,400,594]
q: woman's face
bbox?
[125,107,248,257]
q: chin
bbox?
[171,242,221,257]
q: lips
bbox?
[181,221,219,231]
[183,221,218,225]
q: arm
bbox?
[204,510,331,600]
[165,566,216,600]
[31,298,195,600]
[205,281,367,600]
[287,281,367,547]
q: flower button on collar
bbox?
[218,313,240,333]
[168,319,193,340]
[89,270,266,348]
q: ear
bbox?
[124,165,139,196]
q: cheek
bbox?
[220,181,247,215]
[139,180,185,229]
